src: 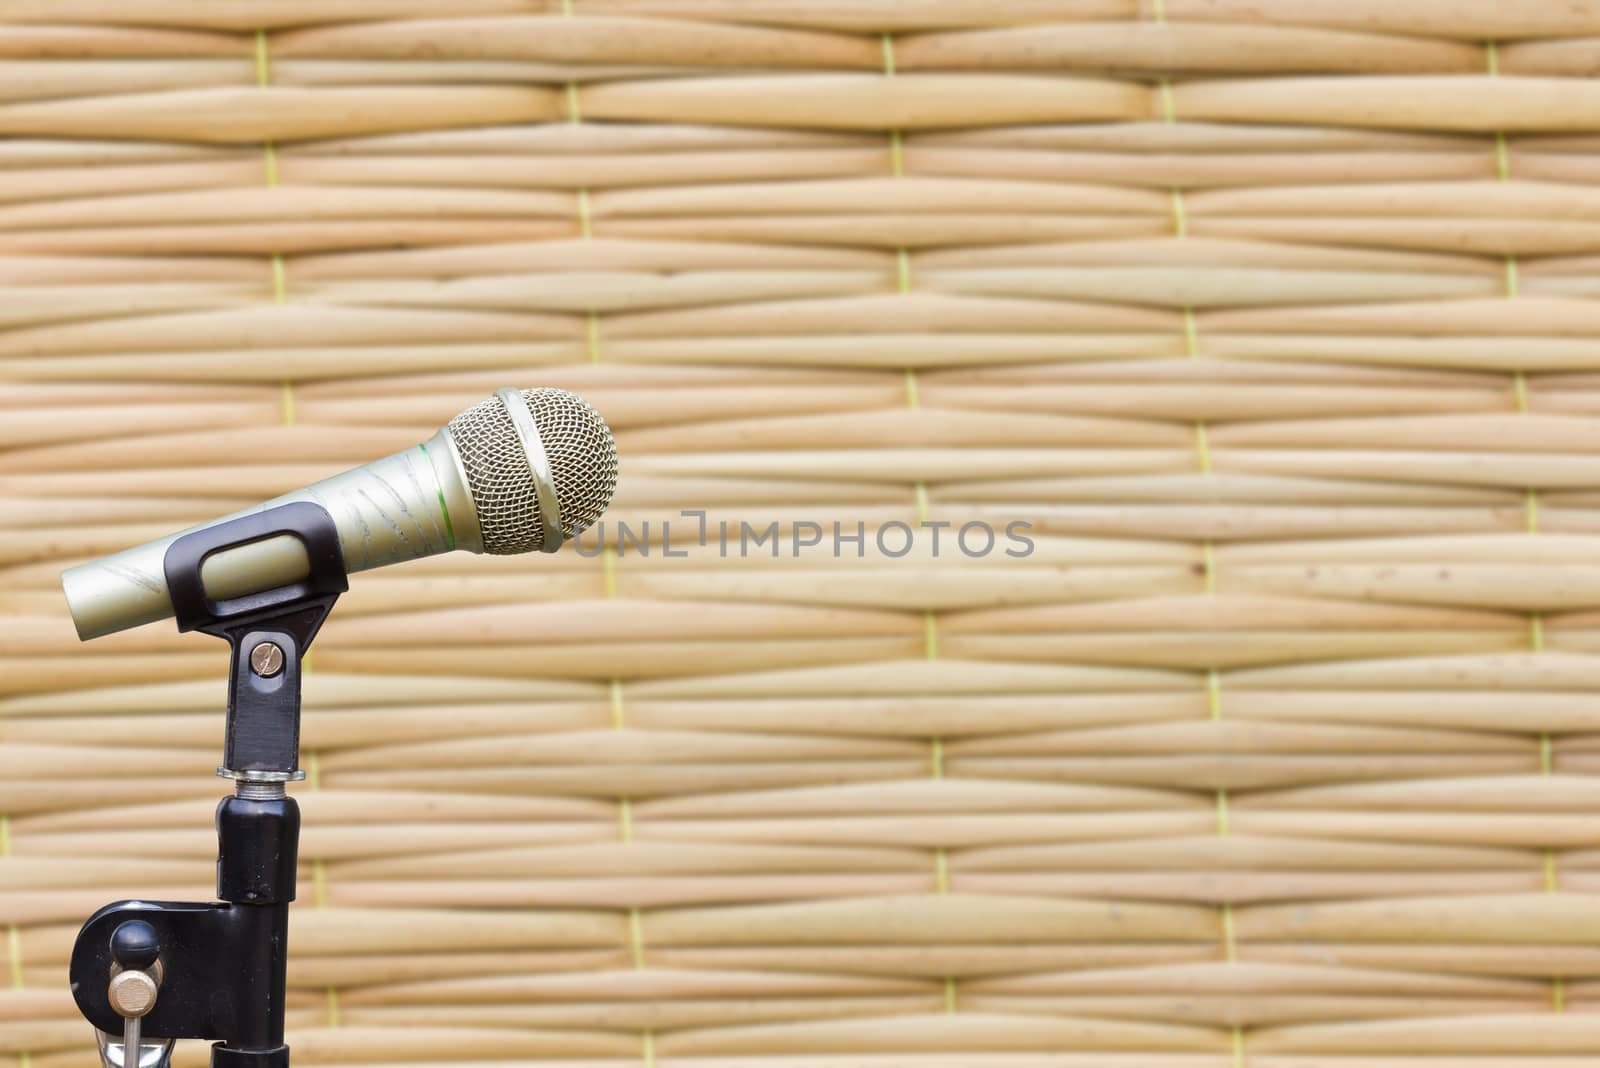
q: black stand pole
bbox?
[70,503,347,1068]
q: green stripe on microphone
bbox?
[417,442,456,551]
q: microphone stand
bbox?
[70,503,349,1068]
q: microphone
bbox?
[61,387,619,641]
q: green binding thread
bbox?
[417,443,456,551]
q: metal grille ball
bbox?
[446,388,619,554]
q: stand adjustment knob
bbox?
[101,921,168,1068]
[110,921,160,972]
[109,970,158,1018]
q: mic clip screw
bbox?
[248,642,284,678]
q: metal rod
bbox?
[123,1016,141,1068]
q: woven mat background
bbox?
[5,2,1600,1065]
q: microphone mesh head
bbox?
[446,387,618,554]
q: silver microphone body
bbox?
[60,387,618,641]
[61,430,477,640]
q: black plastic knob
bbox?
[109,920,160,971]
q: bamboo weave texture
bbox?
[4,2,1600,1066]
